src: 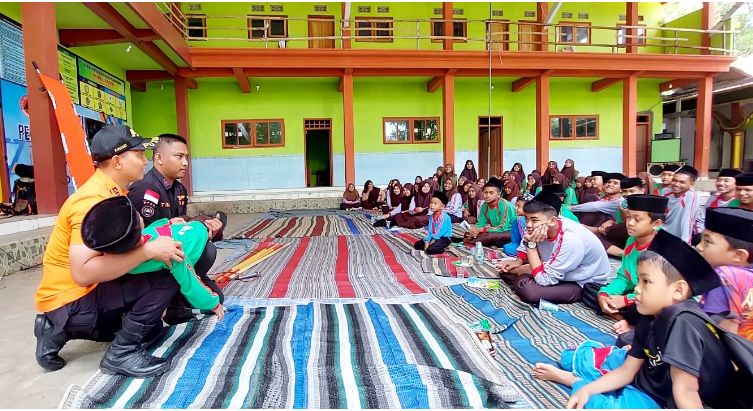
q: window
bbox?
[431,19,467,43]
[557,23,590,44]
[617,25,646,45]
[383,117,440,144]
[550,116,598,140]
[222,120,285,148]
[487,20,510,51]
[247,15,288,39]
[355,17,393,42]
[187,14,206,39]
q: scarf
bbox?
[460,161,478,183]
[575,177,588,203]
[504,181,521,202]
[429,211,446,236]
[561,159,577,186]
[527,173,541,195]
[363,180,380,203]
[415,181,433,209]
[443,177,459,201]
[638,172,651,190]
[389,182,404,208]
[444,163,457,180]
[542,161,559,185]
[467,184,482,218]
[343,183,360,202]
[555,172,571,188]
[460,181,473,204]
[511,163,526,189]
[401,183,414,210]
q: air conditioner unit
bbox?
[647,161,685,177]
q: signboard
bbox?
[58,47,80,105]
[78,58,127,121]
[0,79,32,189]
[0,16,26,86]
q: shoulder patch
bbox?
[142,205,154,218]
[143,189,159,205]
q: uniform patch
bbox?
[142,205,155,217]
[143,189,159,205]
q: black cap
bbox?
[604,173,628,183]
[90,125,159,161]
[620,177,643,189]
[706,207,753,243]
[647,229,721,296]
[675,165,699,180]
[432,190,449,205]
[735,172,753,187]
[532,190,562,213]
[590,171,607,178]
[717,168,741,178]
[664,164,681,172]
[485,177,503,191]
[542,183,567,196]
[81,196,142,254]
[626,194,668,214]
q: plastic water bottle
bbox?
[475,241,484,262]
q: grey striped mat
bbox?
[230,214,387,239]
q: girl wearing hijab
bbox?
[542,160,559,185]
[435,166,444,182]
[511,163,526,191]
[340,182,361,210]
[561,159,578,188]
[442,177,464,223]
[575,177,588,204]
[458,175,467,188]
[508,172,522,189]
[375,183,416,227]
[463,184,483,224]
[637,171,652,189]
[361,180,381,210]
[385,182,404,212]
[502,171,511,184]
[552,173,578,206]
[392,180,433,229]
[526,173,541,196]
[580,176,600,203]
[476,177,487,187]
[442,163,457,187]
[460,160,478,183]
[460,181,473,204]
[414,175,423,186]
[503,180,521,204]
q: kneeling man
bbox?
[495,191,611,304]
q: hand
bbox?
[467,227,479,238]
[525,223,548,243]
[204,217,223,238]
[495,259,522,273]
[463,209,469,219]
[599,294,618,314]
[414,207,424,213]
[609,295,627,310]
[566,388,590,409]
[423,241,429,251]
[213,304,225,322]
[598,220,615,235]
[382,214,391,219]
[169,217,186,225]
[144,236,184,269]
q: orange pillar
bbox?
[536,2,549,51]
[342,73,355,184]
[442,2,453,50]
[535,74,550,172]
[0,110,10,200]
[21,2,69,213]
[701,2,714,55]
[340,2,351,49]
[626,2,639,54]
[622,75,638,175]
[175,77,193,194]
[442,73,455,166]
[694,76,713,178]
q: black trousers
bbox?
[581,283,642,325]
[414,237,452,255]
[500,272,582,304]
[194,241,223,304]
[46,270,179,341]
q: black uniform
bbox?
[128,168,188,226]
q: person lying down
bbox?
[81,196,225,319]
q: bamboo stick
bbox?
[227,244,289,280]
[215,245,279,282]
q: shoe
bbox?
[34,314,68,371]
[100,316,170,378]
[373,219,387,228]
[163,303,199,326]
[141,324,165,350]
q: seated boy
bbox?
[661,165,700,244]
[570,173,625,232]
[729,172,753,210]
[81,196,225,318]
[651,164,679,195]
[414,191,453,255]
[464,177,516,247]
[502,193,533,256]
[495,191,611,305]
[582,195,667,330]
[537,229,743,409]
[596,177,645,257]
[697,207,753,342]
[693,168,740,244]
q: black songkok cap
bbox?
[542,183,567,196]
[604,173,628,183]
[706,207,753,243]
[432,190,449,205]
[590,170,607,178]
[82,196,142,254]
[485,177,503,191]
[620,177,643,189]
[717,168,742,178]
[735,172,753,187]
[647,229,721,296]
[532,190,562,213]
[675,165,699,180]
[626,194,668,214]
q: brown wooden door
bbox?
[308,16,335,49]
[488,21,509,51]
[518,23,535,51]
[490,127,502,176]
[479,129,490,179]
[636,123,649,171]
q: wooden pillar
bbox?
[442,73,455,166]
[731,102,744,169]
[342,72,355,184]
[623,75,638,175]
[536,2,549,51]
[535,74,550,172]
[21,2,68,213]
[175,77,193,194]
[442,2,453,50]
[701,2,714,55]
[694,76,713,178]
[626,2,639,54]
[341,2,351,49]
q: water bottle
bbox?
[475,241,484,262]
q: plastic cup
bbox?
[490,258,498,265]
[456,266,466,279]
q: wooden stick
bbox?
[227,244,289,280]
[216,246,276,282]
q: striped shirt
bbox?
[695,193,736,233]
[661,187,700,244]
[700,265,753,342]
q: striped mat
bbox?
[59,301,520,409]
[429,284,617,409]
[232,215,387,239]
[217,235,445,299]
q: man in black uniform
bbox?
[128,134,225,318]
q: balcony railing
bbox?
[157,8,736,56]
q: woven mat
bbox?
[268,208,356,218]
[216,235,445,299]
[59,300,520,409]
[429,284,616,409]
[230,215,389,239]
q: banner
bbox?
[0,79,31,189]
[78,58,127,121]
[58,47,80,105]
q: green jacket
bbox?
[598,236,652,304]
[476,200,515,233]
[130,219,220,311]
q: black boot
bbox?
[100,316,170,378]
[373,219,387,227]
[141,324,165,350]
[34,314,68,371]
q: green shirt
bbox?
[560,205,580,223]
[564,187,578,207]
[728,199,753,210]
[598,236,652,304]
[476,199,515,232]
[130,219,220,311]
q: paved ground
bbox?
[0,213,260,409]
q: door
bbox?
[518,22,535,51]
[487,21,509,51]
[308,15,335,49]
[636,124,649,172]
[478,117,503,178]
[304,119,332,187]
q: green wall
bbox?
[131,82,177,138]
[662,9,730,55]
